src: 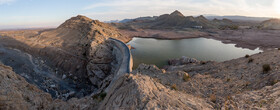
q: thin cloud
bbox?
[82,0,279,21]
[0,0,15,5]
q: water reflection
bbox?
[127,37,262,68]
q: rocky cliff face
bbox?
[99,73,213,110]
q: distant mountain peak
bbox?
[196,15,207,19]
[170,10,184,17]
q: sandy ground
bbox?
[209,29,280,50]
[120,29,280,50]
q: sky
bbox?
[1,0,280,29]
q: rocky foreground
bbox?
[0,15,280,110]
[1,49,280,109]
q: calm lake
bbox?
[127,37,262,68]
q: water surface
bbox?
[127,37,262,68]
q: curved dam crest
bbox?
[104,38,133,93]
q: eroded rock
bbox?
[168,56,199,66]
[99,74,213,110]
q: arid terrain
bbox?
[117,11,280,50]
[0,11,280,110]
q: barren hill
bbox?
[260,19,280,30]
[114,10,238,30]
[0,15,130,99]
[146,10,217,29]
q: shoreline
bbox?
[121,29,280,50]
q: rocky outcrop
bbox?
[99,73,213,110]
[223,82,280,109]
[163,49,280,109]
[38,15,130,80]
[89,38,133,92]
[0,63,51,110]
[168,56,199,66]
[260,19,280,30]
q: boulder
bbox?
[168,56,199,66]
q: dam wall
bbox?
[104,38,133,92]
[109,38,133,78]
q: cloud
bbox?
[82,0,278,21]
[0,0,15,5]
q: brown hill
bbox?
[33,15,130,81]
[0,15,130,98]
[260,19,280,29]
[152,11,216,29]
[115,10,218,30]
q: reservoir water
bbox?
[127,37,262,68]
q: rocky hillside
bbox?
[0,15,131,99]
[114,10,238,30]
[0,63,100,110]
[1,49,280,109]
[151,10,212,29]
[260,19,280,30]
[37,15,130,85]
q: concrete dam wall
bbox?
[104,38,133,92]
[110,38,133,76]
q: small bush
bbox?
[100,92,107,100]
[245,54,250,58]
[245,82,250,87]
[270,80,278,86]
[226,96,232,100]
[201,61,206,65]
[171,84,178,91]
[230,25,239,30]
[210,94,216,103]
[183,74,190,82]
[92,92,107,101]
[226,78,231,82]
[262,64,271,73]
[248,58,254,63]
[82,52,87,56]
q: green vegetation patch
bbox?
[262,64,271,73]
